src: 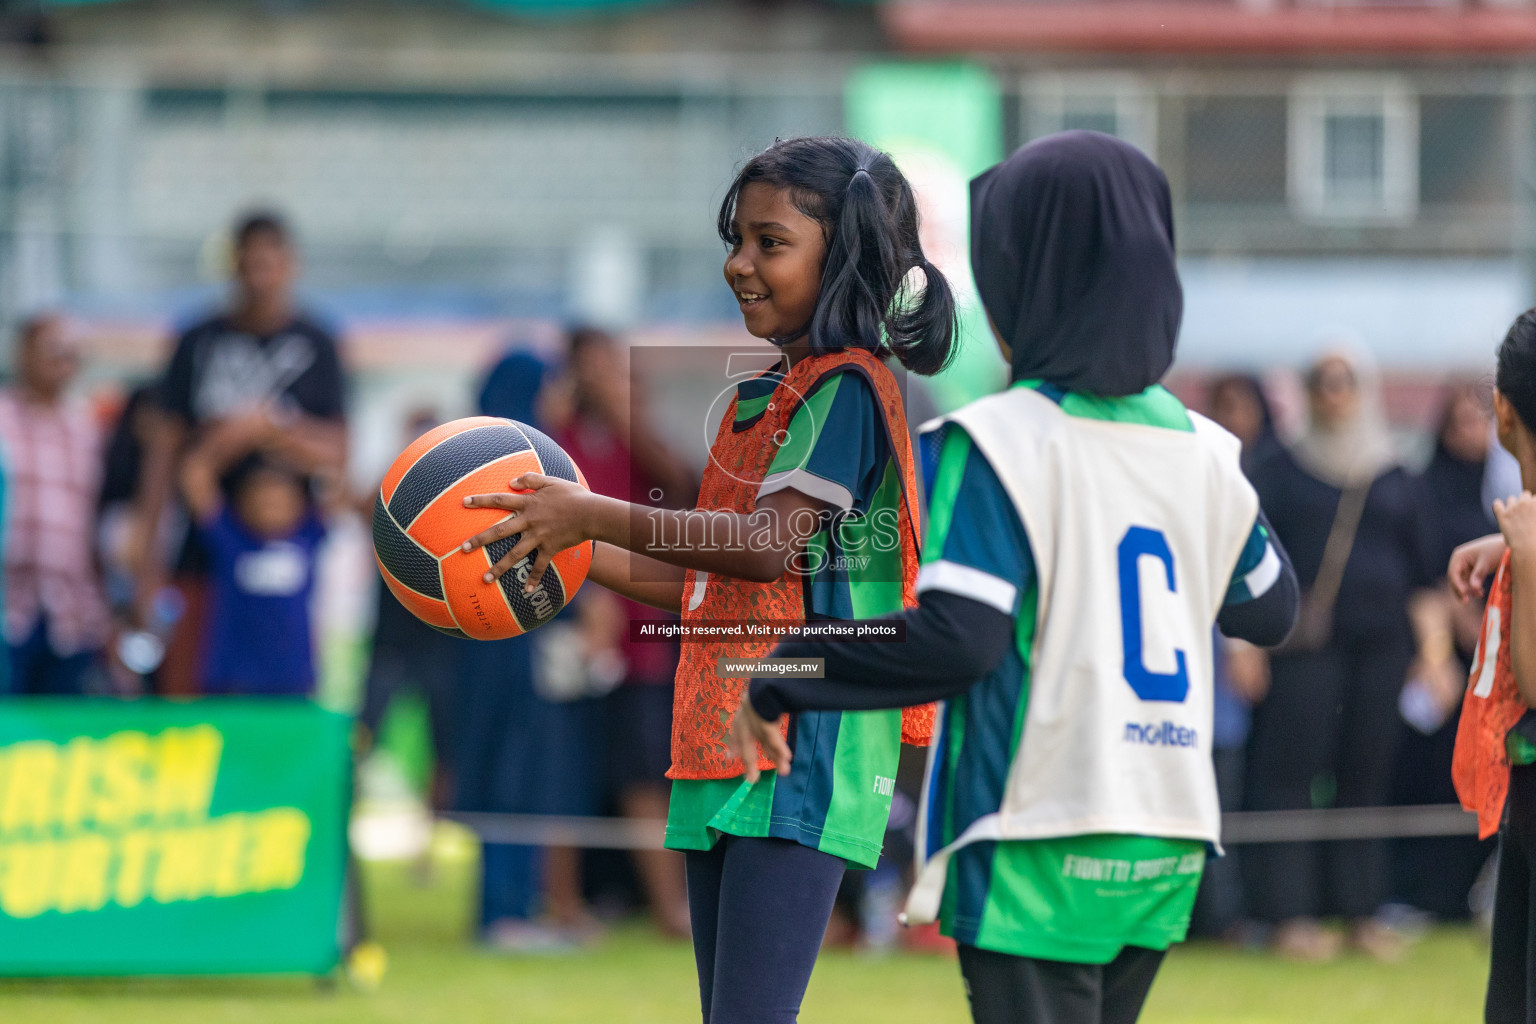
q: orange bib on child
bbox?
[668,347,933,780]
[1453,552,1528,839]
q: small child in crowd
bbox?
[180,415,327,696]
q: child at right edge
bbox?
[1450,309,1536,1024]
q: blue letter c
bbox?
[1117,526,1190,703]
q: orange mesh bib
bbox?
[668,348,933,780]
[1453,552,1528,839]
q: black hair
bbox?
[234,210,292,250]
[1435,376,1490,447]
[1497,308,1536,434]
[1207,374,1274,433]
[1304,358,1357,393]
[716,137,957,376]
[566,324,615,358]
[226,452,307,499]
[13,310,59,350]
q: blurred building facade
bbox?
[887,0,1536,366]
[0,0,1531,375]
[0,1,876,334]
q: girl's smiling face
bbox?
[723,182,826,344]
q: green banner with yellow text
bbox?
[0,699,351,976]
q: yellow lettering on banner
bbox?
[0,742,59,835]
[57,738,95,833]
[113,830,153,908]
[208,813,251,898]
[95,732,151,831]
[0,725,318,918]
[152,727,222,822]
[0,839,56,918]
[246,809,310,892]
[57,833,111,913]
[152,827,211,904]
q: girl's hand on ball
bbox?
[462,473,597,591]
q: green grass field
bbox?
[0,851,1491,1024]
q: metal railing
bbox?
[442,804,1482,851]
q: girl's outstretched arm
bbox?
[728,590,1013,780]
[586,541,685,614]
[460,472,825,594]
[731,499,1301,778]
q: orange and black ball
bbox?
[372,416,591,640]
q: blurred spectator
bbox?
[134,211,346,694]
[358,407,461,810]
[0,314,109,694]
[1209,373,1282,473]
[547,326,694,938]
[1243,350,1439,961]
[96,383,180,692]
[99,384,154,522]
[1483,421,1522,513]
[456,347,600,951]
[99,384,160,605]
[179,418,327,695]
[1425,382,1502,567]
[1392,381,1498,919]
[1190,374,1277,941]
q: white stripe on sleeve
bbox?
[1239,542,1282,599]
[916,561,1018,615]
[757,469,855,512]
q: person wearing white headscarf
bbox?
[1242,349,1443,962]
[1290,350,1397,488]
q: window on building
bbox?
[1289,78,1418,221]
[1024,74,1156,156]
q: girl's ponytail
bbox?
[717,138,958,377]
[887,255,958,377]
[810,164,899,373]
[883,166,957,377]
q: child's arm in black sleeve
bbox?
[1216,507,1300,648]
[751,422,1030,720]
[749,589,1013,720]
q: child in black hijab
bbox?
[970,130,1182,396]
[728,132,1299,1024]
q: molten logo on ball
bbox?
[371,416,592,640]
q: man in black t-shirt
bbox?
[133,211,347,693]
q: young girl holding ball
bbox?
[462,136,955,1023]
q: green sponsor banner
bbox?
[846,62,1010,412]
[0,699,351,976]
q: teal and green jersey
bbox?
[665,367,911,868]
[757,367,911,618]
[919,383,1277,962]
